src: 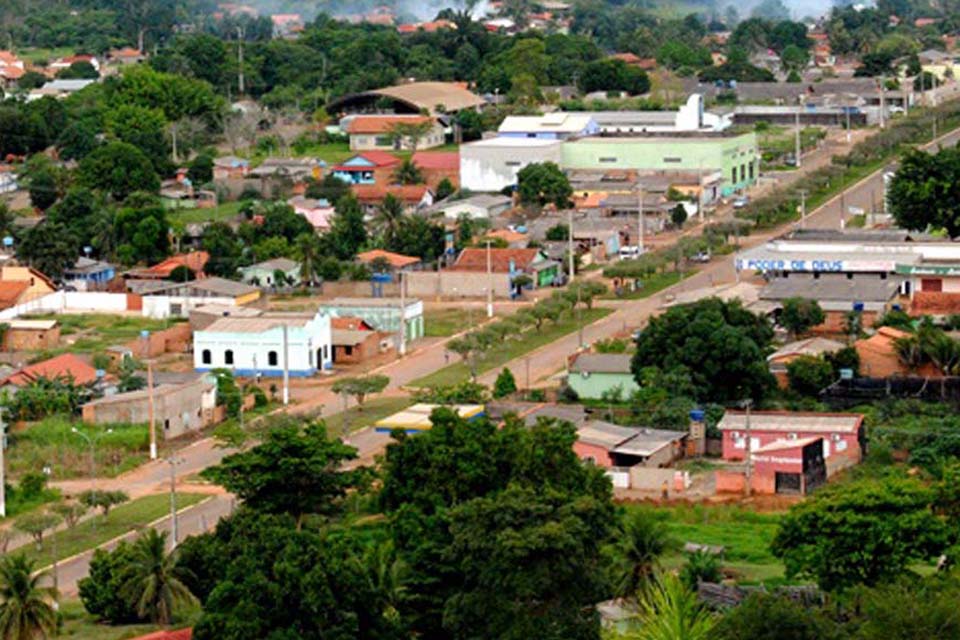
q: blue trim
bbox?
[195,367,320,378]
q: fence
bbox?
[822,376,960,407]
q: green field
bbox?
[423,307,480,337]
[626,504,787,584]
[167,200,246,224]
[411,307,613,387]
[24,493,206,567]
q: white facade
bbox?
[460,138,563,192]
[194,311,333,377]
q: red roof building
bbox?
[352,184,433,209]
[1,353,102,387]
[0,281,30,310]
[356,249,421,270]
[130,251,209,280]
[718,410,865,464]
[346,115,435,135]
[411,151,460,189]
[345,116,444,151]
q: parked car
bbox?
[732,196,750,209]
[691,251,711,263]
[618,245,644,260]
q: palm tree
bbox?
[121,529,197,626]
[679,550,723,590]
[0,554,58,640]
[612,510,674,598]
[372,194,405,244]
[894,335,923,372]
[392,158,424,185]
[926,333,960,376]
[295,233,320,286]
[630,573,714,640]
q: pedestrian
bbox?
[444,351,450,365]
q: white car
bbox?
[732,196,750,209]
[619,246,644,260]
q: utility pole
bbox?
[742,399,753,497]
[697,159,704,220]
[567,208,575,282]
[576,284,583,349]
[879,77,886,129]
[399,271,408,354]
[845,104,851,144]
[236,26,245,96]
[281,324,289,405]
[637,186,644,254]
[794,107,802,168]
[485,240,494,318]
[142,331,156,460]
[799,189,808,229]
[167,458,182,550]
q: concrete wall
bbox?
[405,270,513,299]
[122,323,192,358]
[142,295,239,319]
[460,140,563,191]
[0,291,137,320]
[321,281,401,298]
[4,326,60,351]
[628,467,689,491]
[82,380,218,440]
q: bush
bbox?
[79,542,140,623]
[493,368,517,399]
[786,355,834,396]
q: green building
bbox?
[318,297,424,342]
[566,353,640,400]
[561,132,759,196]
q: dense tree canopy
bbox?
[888,147,960,237]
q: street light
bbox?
[41,465,59,605]
[70,426,112,534]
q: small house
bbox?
[331,316,383,364]
[767,337,846,387]
[717,410,865,464]
[239,258,301,287]
[62,257,116,291]
[213,156,250,180]
[330,151,400,186]
[0,266,56,308]
[429,194,513,220]
[0,353,108,391]
[2,319,60,351]
[573,421,685,468]
[344,115,444,151]
[450,248,560,290]
[287,196,334,232]
[352,184,434,213]
[318,297,424,343]
[566,353,640,401]
[411,151,460,189]
[356,249,421,276]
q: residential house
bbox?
[50,54,100,74]
[331,151,401,186]
[374,403,485,433]
[318,297,424,342]
[272,13,304,37]
[27,79,97,101]
[356,249,421,276]
[344,115,444,151]
[450,248,560,290]
[137,277,261,319]
[352,184,434,213]
[717,410,865,464]
[213,156,250,180]
[397,19,456,34]
[0,266,56,305]
[62,257,116,291]
[2,319,60,351]
[573,420,685,468]
[0,51,25,88]
[767,337,846,387]
[717,437,827,496]
[106,48,145,66]
[567,353,640,400]
[248,158,322,188]
[608,53,657,70]
[0,169,17,194]
[82,377,218,439]
[288,195,334,232]
[428,194,513,220]
[331,316,383,364]
[855,326,940,378]
[125,251,209,281]
[0,353,108,391]
[194,310,333,376]
[482,228,528,248]
[239,258,301,287]
[497,113,600,140]
[411,151,459,189]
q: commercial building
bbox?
[566,353,640,400]
[328,81,486,116]
[460,138,563,192]
[717,437,827,495]
[82,377,219,440]
[193,310,333,377]
[318,298,424,343]
[498,113,599,140]
[717,410,865,463]
[374,403,485,433]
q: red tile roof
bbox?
[0,281,29,310]
[412,151,459,171]
[331,316,375,331]
[148,251,209,278]
[451,248,543,273]
[0,66,24,79]
[346,115,434,135]
[2,353,100,387]
[356,249,421,268]
[352,184,430,204]
[910,291,960,316]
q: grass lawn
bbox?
[167,200,245,224]
[9,417,164,481]
[24,314,182,355]
[326,395,413,437]
[410,307,613,387]
[19,47,75,64]
[423,307,478,337]
[288,140,354,164]
[58,599,199,639]
[603,271,690,300]
[625,503,786,584]
[24,493,206,567]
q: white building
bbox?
[459,137,563,192]
[194,310,333,377]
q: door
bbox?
[822,439,831,459]
[775,472,802,494]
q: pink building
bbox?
[716,437,827,495]
[573,421,684,469]
[717,411,864,464]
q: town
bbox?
[0,0,959,638]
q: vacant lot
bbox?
[24,314,181,355]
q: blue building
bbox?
[331,151,401,185]
[63,257,116,291]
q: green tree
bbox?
[779,297,825,338]
[632,298,774,403]
[611,510,673,598]
[0,554,58,640]
[392,157,425,185]
[780,44,809,72]
[77,141,160,201]
[436,177,455,200]
[578,58,650,94]
[786,355,834,396]
[372,194,405,243]
[13,512,60,550]
[888,148,960,237]
[670,204,688,229]
[200,222,241,278]
[854,576,960,640]
[771,477,949,591]
[331,375,390,409]
[326,194,368,260]
[79,490,129,517]
[28,170,58,211]
[188,153,214,185]
[121,529,197,625]
[545,223,569,241]
[712,593,842,640]
[201,421,362,526]
[51,501,87,529]
[517,162,572,209]
[679,550,722,590]
[79,541,140,623]
[16,221,80,280]
[493,368,517,398]
[631,573,714,640]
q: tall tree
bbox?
[517,162,572,209]
[121,529,196,626]
[325,194,368,260]
[76,142,159,201]
[888,148,960,237]
[779,297,825,339]
[611,510,674,598]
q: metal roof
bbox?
[759,275,902,303]
[718,411,863,434]
[569,353,632,374]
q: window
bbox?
[599,157,617,163]
[748,162,755,180]
[201,349,211,365]
[846,273,853,280]
[731,168,737,183]
[663,157,682,163]
[224,350,234,365]
[505,161,521,167]
[268,351,278,366]
[345,345,353,356]
[323,344,329,361]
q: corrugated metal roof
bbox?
[569,353,632,374]
[718,411,863,434]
